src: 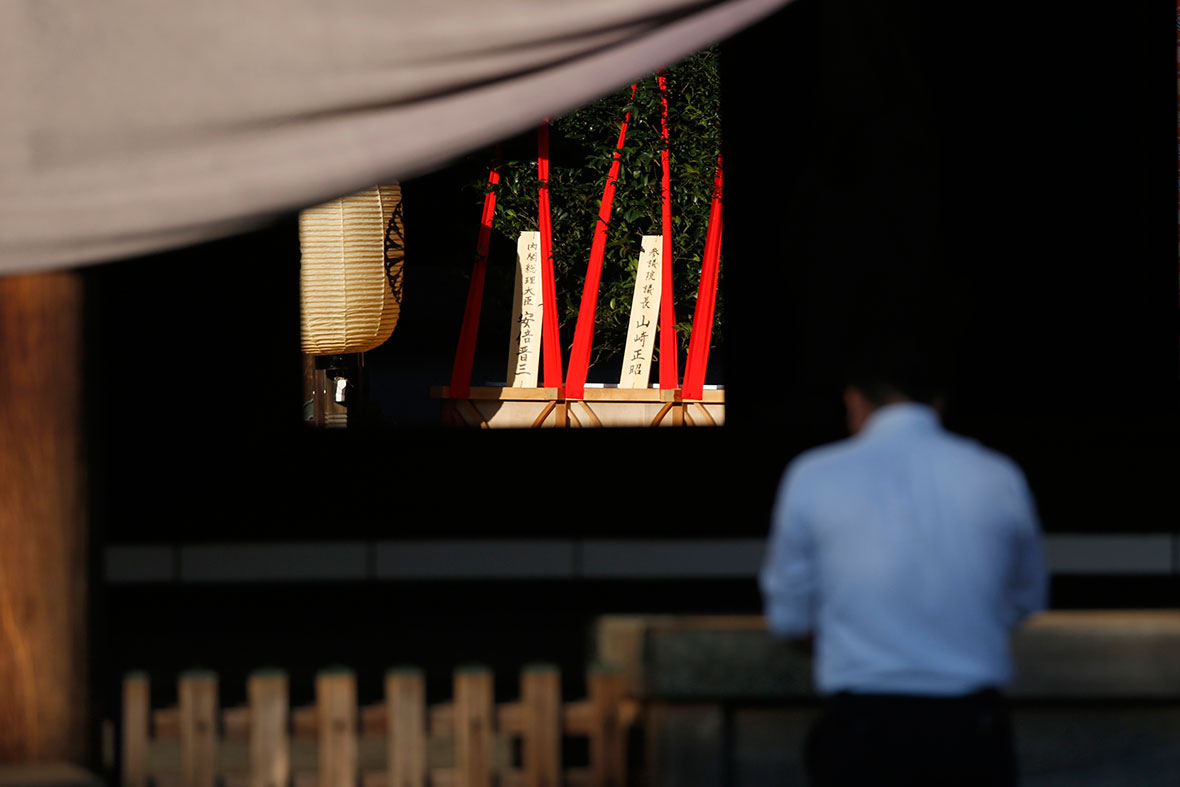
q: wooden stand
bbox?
[430,386,724,428]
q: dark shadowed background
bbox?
[84,0,1177,756]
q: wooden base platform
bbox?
[429,386,725,428]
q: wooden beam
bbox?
[121,674,150,787]
[588,669,626,787]
[179,672,219,787]
[248,670,289,787]
[316,670,357,787]
[386,668,426,787]
[521,666,561,787]
[453,667,493,787]
[0,272,87,764]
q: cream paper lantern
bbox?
[300,184,404,354]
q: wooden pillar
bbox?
[453,666,494,787]
[179,671,219,787]
[521,665,561,787]
[0,272,88,764]
[386,668,427,787]
[316,668,358,787]
[248,669,289,787]
[120,673,150,787]
[588,667,627,787]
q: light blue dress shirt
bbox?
[760,403,1047,696]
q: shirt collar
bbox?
[860,402,941,438]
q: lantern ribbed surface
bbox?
[300,184,403,355]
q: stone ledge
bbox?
[595,611,1180,700]
[0,763,104,787]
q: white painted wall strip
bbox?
[580,539,764,578]
[104,535,1180,584]
[374,540,575,579]
[1045,535,1175,575]
[179,542,369,582]
[103,545,175,583]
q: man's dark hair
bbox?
[843,336,945,407]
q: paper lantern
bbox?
[300,184,404,354]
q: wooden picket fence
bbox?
[121,664,635,787]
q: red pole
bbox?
[537,122,564,389]
[449,167,500,399]
[565,85,637,399]
[681,156,723,401]
[657,71,680,390]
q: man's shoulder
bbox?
[935,430,1028,481]
[785,438,861,481]
[785,429,1027,483]
[773,441,859,516]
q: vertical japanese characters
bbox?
[507,231,545,387]
[619,236,663,388]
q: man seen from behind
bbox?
[760,339,1047,786]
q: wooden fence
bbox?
[121,664,635,787]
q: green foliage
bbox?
[472,49,723,371]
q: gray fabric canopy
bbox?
[0,0,789,275]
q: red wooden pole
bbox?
[537,122,564,389]
[681,157,723,401]
[565,86,637,399]
[449,167,500,399]
[657,71,680,390]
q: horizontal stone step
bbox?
[594,611,1180,700]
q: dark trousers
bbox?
[805,690,1017,787]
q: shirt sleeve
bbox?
[1006,466,1048,625]
[760,461,817,639]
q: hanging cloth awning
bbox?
[0,0,790,275]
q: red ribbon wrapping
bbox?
[657,71,679,391]
[449,167,500,399]
[537,122,563,389]
[681,156,723,401]
[565,85,636,399]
